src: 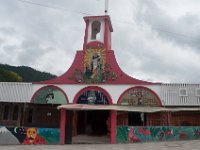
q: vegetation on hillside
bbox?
[0,64,56,82]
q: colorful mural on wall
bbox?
[32,87,67,104]
[77,89,109,104]
[120,88,160,106]
[69,45,117,83]
[0,126,60,145]
[117,126,200,143]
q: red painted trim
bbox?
[117,86,162,106]
[84,15,113,32]
[110,110,116,144]
[83,20,89,51]
[31,85,69,103]
[104,18,108,51]
[73,86,113,104]
[60,109,66,145]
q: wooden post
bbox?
[110,110,116,144]
[60,109,66,145]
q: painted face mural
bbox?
[1,126,60,145]
[32,87,67,104]
[77,90,109,104]
[120,88,160,107]
[23,128,47,144]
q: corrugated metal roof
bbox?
[0,82,32,103]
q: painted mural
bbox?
[32,87,67,104]
[117,126,200,143]
[0,126,60,145]
[69,46,117,83]
[120,88,160,106]
[77,89,109,104]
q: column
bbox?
[60,109,66,145]
[110,110,116,144]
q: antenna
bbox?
[105,0,109,14]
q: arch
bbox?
[31,85,69,104]
[73,86,112,104]
[117,86,162,106]
[91,21,101,40]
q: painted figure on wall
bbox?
[84,48,106,81]
[32,87,67,104]
[45,89,54,103]
[120,88,160,107]
[128,127,139,142]
[23,128,47,144]
[70,43,117,83]
[77,90,109,105]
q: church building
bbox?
[0,15,200,145]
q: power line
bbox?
[16,0,92,16]
[15,0,198,42]
[113,19,198,42]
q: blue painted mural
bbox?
[0,126,60,145]
[77,90,109,104]
[117,126,200,143]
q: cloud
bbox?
[0,0,200,83]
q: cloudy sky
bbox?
[0,0,200,83]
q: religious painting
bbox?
[119,87,160,107]
[77,89,109,105]
[83,47,106,82]
[32,87,67,104]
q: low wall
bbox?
[0,126,60,145]
[117,126,200,143]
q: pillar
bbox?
[110,110,116,144]
[60,109,66,145]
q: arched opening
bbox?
[117,86,162,126]
[72,86,111,144]
[31,85,68,104]
[28,86,68,128]
[91,21,101,40]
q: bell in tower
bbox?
[91,20,101,40]
[83,15,113,51]
[82,15,114,83]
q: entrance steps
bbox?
[72,135,110,144]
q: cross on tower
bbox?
[105,0,109,14]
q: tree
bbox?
[0,69,23,82]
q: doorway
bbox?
[73,110,110,144]
[128,112,145,126]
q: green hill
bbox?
[0,64,57,82]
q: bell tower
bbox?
[83,15,113,51]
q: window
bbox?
[195,88,200,96]
[3,105,10,120]
[91,21,101,40]
[28,108,33,123]
[179,88,188,96]
[12,105,19,121]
